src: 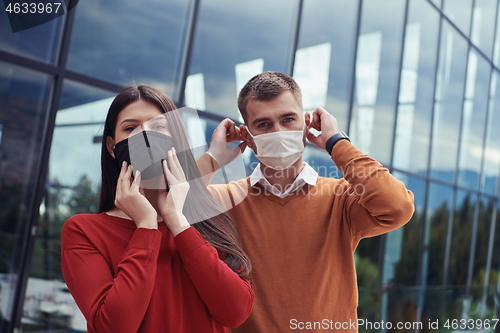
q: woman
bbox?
[61,85,253,333]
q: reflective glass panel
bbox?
[420,182,453,320]
[67,0,191,96]
[294,0,359,131]
[447,190,477,287]
[471,197,495,287]
[21,81,114,332]
[470,0,497,58]
[0,7,63,63]
[0,61,51,330]
[490,202,500,286]
[443,0,473,37]
[457,50,490,190]
[350,0,406,165]
[430,21,469,184]
[186,0,296,119]
[494,2,500,67]
[482,71,500,195]
[393,0,440,175]
[384,172,426,326]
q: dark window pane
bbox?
[423,183,454,286]
[21,80,115,332]
[393,0,440,175]
[471,197,495,287]
[294,0,359,131]
[420,182,453,320]
[185,0,296,119]
[350,0,406,165]
[67,0,191,96]
[447,190,477,286]
[0,8,63,64]
[385,172,426,326]
[489,201,500,285]
[443,0,473,37]
[457,50,490,190]
[430,22,468,184]
[482,71,500,195]
[0,61,51,329]
[471,0,497,58]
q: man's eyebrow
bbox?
[279,112,298,119]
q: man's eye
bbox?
[283,118,293,123]
[257,122,268,128]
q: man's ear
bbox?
[106,136,116,158]
[239,125,255,151]
[304,112,311,128]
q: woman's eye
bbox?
[124,127,135,131]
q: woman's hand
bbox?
[115,161,158,229]
[158,148,191,236]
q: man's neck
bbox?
[260,157,305,190]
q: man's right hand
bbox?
[207,118,247,167]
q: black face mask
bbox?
[113,130,175,180]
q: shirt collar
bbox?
[249,162,318,197]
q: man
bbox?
[196,71,414,332]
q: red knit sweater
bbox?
[61,213,253,333]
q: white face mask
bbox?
[248,124,306,170]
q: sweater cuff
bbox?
[174,227,208,257]
[330,139,367,170]
[127,228,162,252]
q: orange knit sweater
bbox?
[198,140,415,333]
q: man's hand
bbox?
[207,118,247,166]
[306,107,340,150]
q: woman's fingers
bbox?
[167,148,185,182]
[162,159,175,184]
[132,170,141,191]
[116,161,127,195]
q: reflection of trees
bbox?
[382,194,500,331]
[30,175,99,280]
[426,202,449,286]
[448,194,475,287]
[0,184,29,274]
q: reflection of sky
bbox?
[0,6,63,63]
[67,0,190,94]
[297,0,358,129]
[431,24,468,183]
[188,0,295,118]
[49,98,113,189]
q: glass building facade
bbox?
[0,0,499,331]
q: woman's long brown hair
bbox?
[98,85,251,280]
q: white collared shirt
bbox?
[249,162,318,198]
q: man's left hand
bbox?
[306,107,340,150]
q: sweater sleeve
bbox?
[174,227,254,328]
[330,140,415,247]
[61,217,162,333]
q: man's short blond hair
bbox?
[237,71,303,122]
